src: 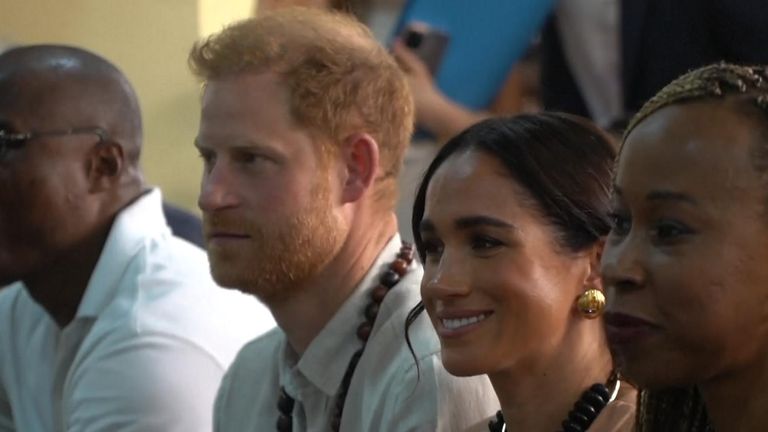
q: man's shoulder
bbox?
[89,242,274,368]
[0,282,42,329]
[228,327,284,372]
[0,283,41,353]
[82,209,276,368]
[0,282,24,309]
[215,327,283,408]
[142,229,211,277]
[214,328,284,432]
[102,292,271,363]
[103,200,212,296]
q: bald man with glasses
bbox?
[0,45,274,432]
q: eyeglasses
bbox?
[0,127,108,159]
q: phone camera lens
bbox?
[405,30,423,49]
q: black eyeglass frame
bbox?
[0,127,109,159]
[0,127,108,146]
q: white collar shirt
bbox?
[214,234,499,432]
[0,189,275,432]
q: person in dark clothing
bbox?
[396,0,768,140]
[163,202,204,248]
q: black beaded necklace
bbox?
[488,374,621,432]
[276,242,415,432]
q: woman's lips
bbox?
[604,312,660,345]
[434,309,494,339]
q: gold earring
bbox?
[577,288,605,319]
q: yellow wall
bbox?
[199,0,255,37]
[0,0,255,211]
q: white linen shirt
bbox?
[214,235,499,432]
[0,189,275,432]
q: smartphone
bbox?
[400,22,449,76]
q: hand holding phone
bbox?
[399,22,449,76]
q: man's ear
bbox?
[86,141,124,192]
[339,132,379,204]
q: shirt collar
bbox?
[284,234,404,397]
[75,188,170,319]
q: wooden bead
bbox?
[380,270,400,288]
[398,249,415,261]
[277,414,292,432]
[390,258,409,276]
[356,322,372,341]
[277,387,294,413]
[398,243,415,260]
[370,284,389,303]
[364,302,379,321]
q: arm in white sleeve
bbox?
[64,333,225,432]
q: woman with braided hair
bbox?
[602,63,768,431]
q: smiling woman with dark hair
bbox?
[407,113,636,431]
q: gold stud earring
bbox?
[577,288,605,319]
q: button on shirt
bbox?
[0,189,276,432]
[214,235,499,432]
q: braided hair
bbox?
[625,63,768,432]
[625,63,768,146]
[635,387,712,432]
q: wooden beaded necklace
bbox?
[488,373,621,432]
[276,242,415,432]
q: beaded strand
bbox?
[277,242,415,432]
[488,374,621,432]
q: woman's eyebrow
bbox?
[454,215,517,230]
